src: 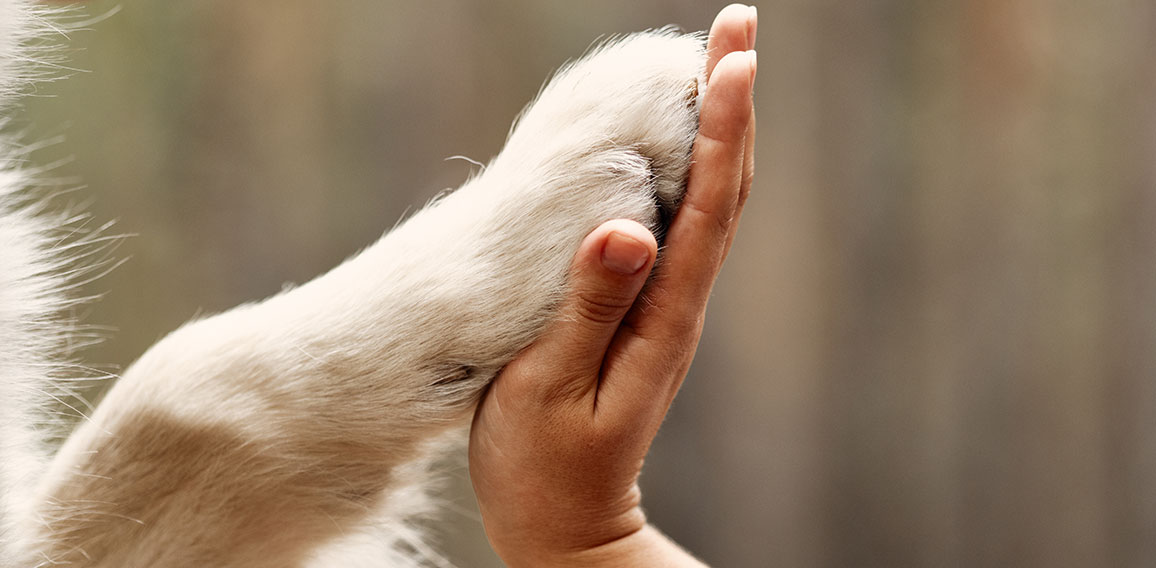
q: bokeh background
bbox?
[18,1,1156,566]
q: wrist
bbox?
[498,524,708,568]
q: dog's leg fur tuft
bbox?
[0,2,117,566]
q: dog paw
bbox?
[382,31,707,404]
[491,30,706,238]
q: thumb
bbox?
[514,219,657,393]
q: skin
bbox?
[469,4,758,567]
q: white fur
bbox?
[0,174,59,568]
[0,3,78,566]
[1,3,705,565]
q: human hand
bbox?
[468,5,757,566]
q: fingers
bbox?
[606,48,755,412]
[504,220,657,403]
[651,51,755,322]
[724,98,757,255]
[707,4,758,79]
[596,12,759,421]
[707,4,758,256]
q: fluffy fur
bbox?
[0,2,79,566]
[0,2,705,566]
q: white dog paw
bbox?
[495,30,706,237]
[382,31,707,405]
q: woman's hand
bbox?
[468,5,757,566]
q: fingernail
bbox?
[602,232,649,275]
[747,6,758,50]
[747,49,757,80]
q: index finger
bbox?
[706,4,758,79]
[648,51,755,328]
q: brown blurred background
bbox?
[20,1,1156,566]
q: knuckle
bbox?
[502,356,592,407]
[535,377,594,409]
[681,196,733,240]
[572,289,635,325]
[667,313,705,345]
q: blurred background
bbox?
[18,1,1156,566]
